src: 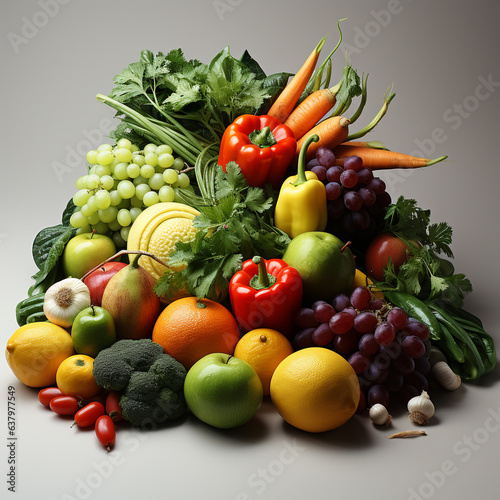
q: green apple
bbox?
[184,353,263,429]
[282,231,355,303]
[62,233,116,279]
[71,305,116,357]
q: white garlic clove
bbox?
[369,403,392,426]
[432,361,461,391]
[407,390,435,425]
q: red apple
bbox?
[82,261,128,306]
[364,232,415,282]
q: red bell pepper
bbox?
[229,256,302,337]
[218,114,297,189]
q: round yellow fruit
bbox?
[270,347,360,433]
[56,354,101,399]
[127,202,199,281]
[234,329,294,396]
[5,322,75,388]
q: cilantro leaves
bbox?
[377,196,472,308]
[154,164,290,302]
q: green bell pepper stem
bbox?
[293,134,319,186]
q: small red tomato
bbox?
[364,232,415,282]
[95,415,115,452]
[105,391,123,422]
[38,387,63,408]
[49,396,80,416]
[73,402,105,428]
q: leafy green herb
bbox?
[376,196,472,308]
[101,46,290,163]
[154,163,290,301]
[28,199,77,296]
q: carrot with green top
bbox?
[284,64,362,140]
[332,144,447,170]
[295,116,350,161]
[284,85,341,140]
[268,36,327,123]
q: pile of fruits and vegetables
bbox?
[6,22,497,450]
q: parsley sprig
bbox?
[376,196,472,308]
[154,163,290,302]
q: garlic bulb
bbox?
[369,404,392,426]
[43,278,91,327]
[432,361,461,391]
[407,390,435,425]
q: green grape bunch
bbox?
[69,138,192,249]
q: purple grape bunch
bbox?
[293,286,432,411]
[307,147,391,248]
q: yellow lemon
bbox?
[56,354,101,399]
[234,329,294,396]
[5,322,75,388]
[270,347,360,433]
[127,202,199,280]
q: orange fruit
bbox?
[56,354,101,399]
[270,347,360,433]
[152,297,240,369]
[5,322,74,388]
[233,329,293,396]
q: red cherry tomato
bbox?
[95,415,115,452]
[105,391,123,422]
[49,396,80,416]
[73,402,105,428]
[38,387,63,407]
[364,232,415,282]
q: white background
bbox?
[1,1,500,499]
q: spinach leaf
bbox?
[32,198,76,269]
[240,50,267,80]
[62,198,77,226]
[32,225,69,270]
[29,225,76,296]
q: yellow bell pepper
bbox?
[274,134,328,239]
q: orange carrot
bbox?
[295,117,350,161]
[268,36,327,123]
[284,86,338,140]
[332,144,447,170]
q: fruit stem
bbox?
[196,299,207,309]
[80,250,168,282]
[340,241,352,253]
[131,253,142,269]
[225,355,233,364]
[90,229,97,240]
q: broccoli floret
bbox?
[92,339,164,391]
[92,339,188,428]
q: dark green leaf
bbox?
[62,199,76,226]
[28,226,76,296]
[240,50,267,80]
[32,224,68,270]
